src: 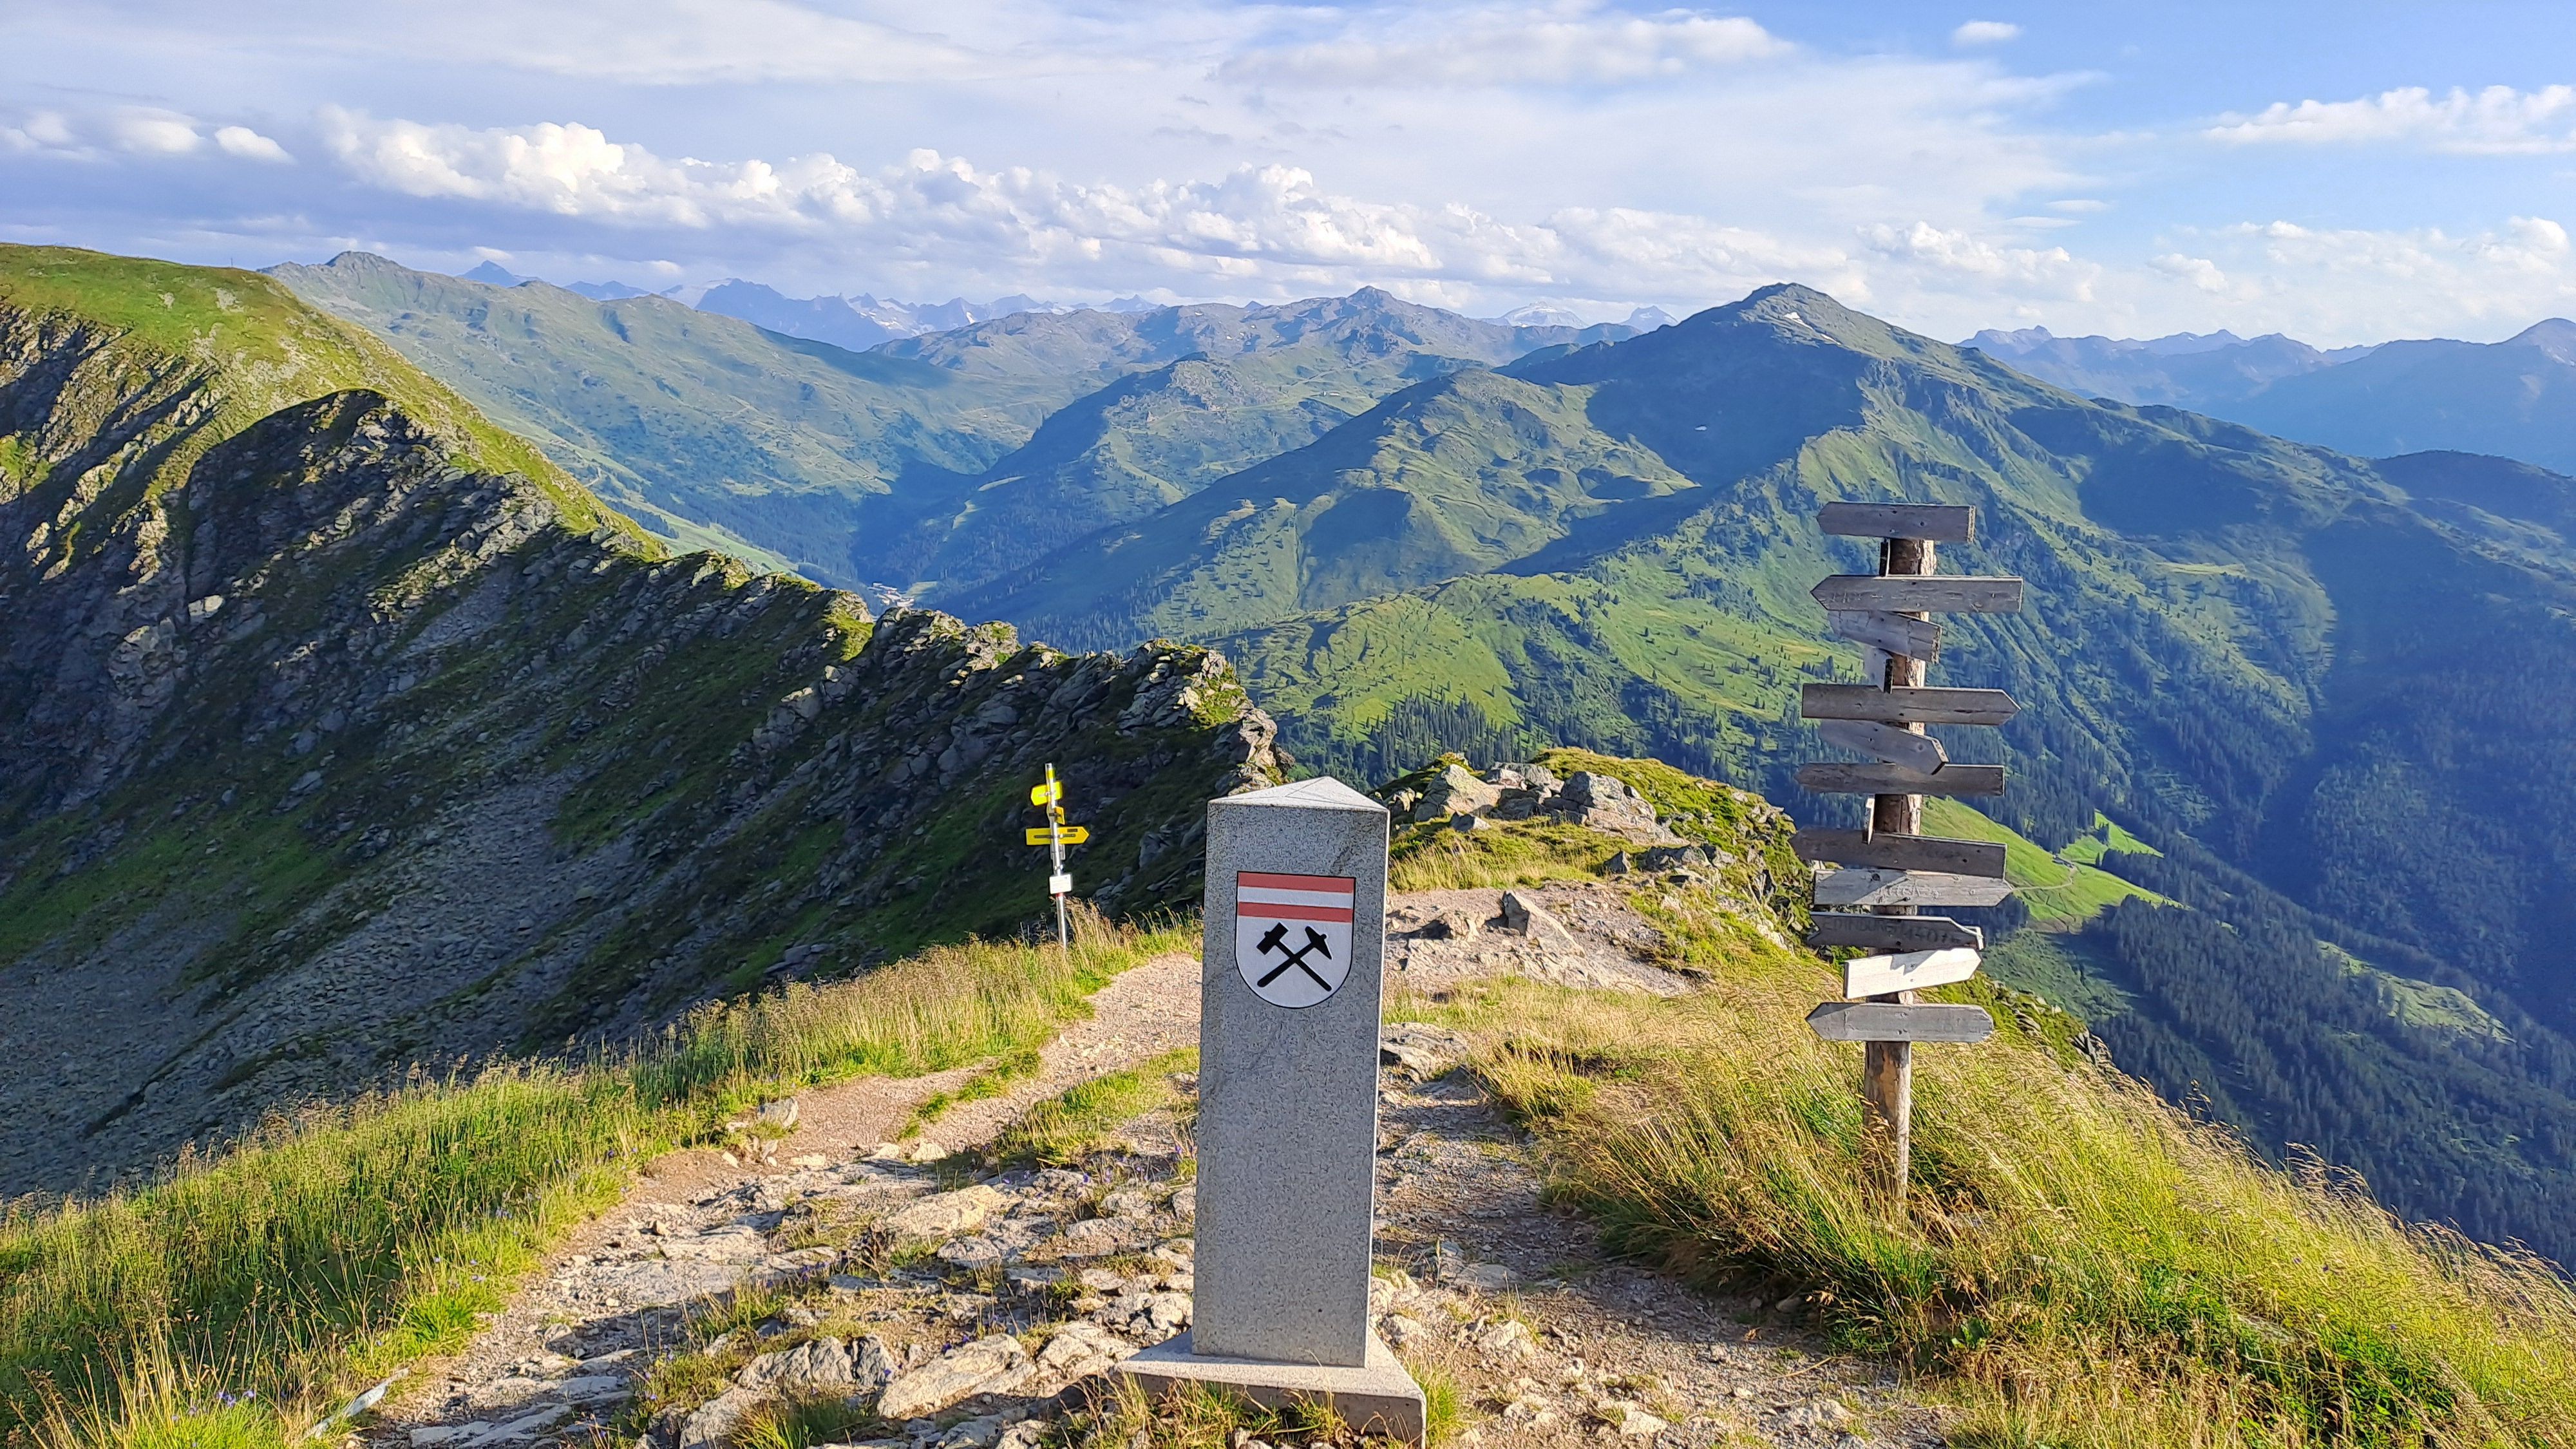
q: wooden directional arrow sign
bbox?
[1808,1001,1995,1045]
[1808,912,1983,952]
[1796,762,2005,798]
[1828,609,1941,661]
[1802,684,2020,727]
[1812,575,2025,614]
[1814,866,2016,909]
[1794,829,2007,878]
[1026,825,1091,846]
[1844,945,1982,998]
[1814,719,1946,775]
[1817,502,1975,543]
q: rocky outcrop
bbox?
[0,254,1286,1193]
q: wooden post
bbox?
[1862,536,1933,1206]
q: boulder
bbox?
[677,1387,763,1448]
[1412,763,1501,821]
[886,1184,1007,1238]
[877,1335,1035,1420]
[738,1334,889,1396]
[1380,1023,1470,1079]
[1549,772,1681,844]
[1032,1320,1132,1385]
[1499,892,1580,950]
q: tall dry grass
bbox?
[0,907,1187,1447]
[1421,957,2576,1448]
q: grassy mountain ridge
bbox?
[0,242,1283,1193]
[873,283,1631,381]
[270,252,1061,582]
[279,257,1629,601]
[950,365,1701,647]
[855,345,1463,598]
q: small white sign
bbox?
[1235,871,1356,1009]
[1843,945,1981,999]
[1048,871,1073,896]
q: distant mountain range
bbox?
[276,254,1634,594]
[1967,319,2576,473]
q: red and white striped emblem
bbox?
[1235,871,1356,1008]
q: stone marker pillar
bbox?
[1114,777,1425,1443]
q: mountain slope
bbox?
[0,243,1283,1193]
[856,345,1472,598]
[270,252,1063,583]
[966,281,2576,1260]
[2226,319,2576,472]
[947,365,1700,645]
[282,260,1631,599]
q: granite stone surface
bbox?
[1191,776,1390,1366]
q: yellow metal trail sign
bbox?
[1030,762,1081,949]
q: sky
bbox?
[8,1,2576,344]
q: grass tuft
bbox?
[982,1049,1200,1169]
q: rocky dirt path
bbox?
[350,897,1944,1449]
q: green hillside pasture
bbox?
[0,913,1190,1448]
[0,247,621,539]
[1924,799,2165,927]
[1412,944,2576,1448]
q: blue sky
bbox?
[6,1,2575,343]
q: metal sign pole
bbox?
[1030,764,1079,954]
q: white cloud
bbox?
[2148,252,2228,293]
[213,126,293,164]
[1225,6,1789,87]
[111,110,200,155]
[1860,220,2097,299]
[1951,21,2022,46]
[2206,84,2576,154]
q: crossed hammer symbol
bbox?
[1253,921,1334,990]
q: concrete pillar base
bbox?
[1111,1330,1425,1445]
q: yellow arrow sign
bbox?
[1027,825,1090,846]
[1030,780,1061,805]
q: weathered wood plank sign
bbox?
[1794,828,2008,878]
[1814,865,2017,908]
[1806,911,1983,952]
[1842,945,1984,997]
[1827,609,1942,661]
[1818,501,1977,543]
[1811,574,2025,614]
[1808,1001,1996,1044]
[1796,762,2005,797]
[1801,683,2020,727]
[1799,498,2022,1206]
[1814,718,1947,775]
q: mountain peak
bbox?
[462,260,528,287]
[2507,317,2576,361]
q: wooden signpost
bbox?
[1800,501,2023,1204]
